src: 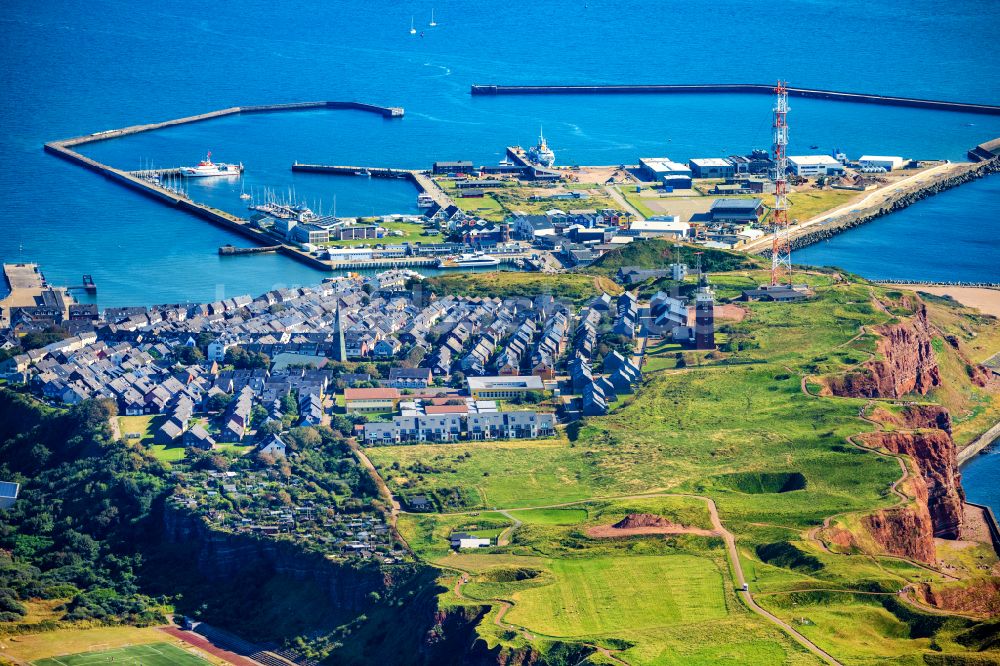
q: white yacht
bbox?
[441,252,501,268]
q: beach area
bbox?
[888,284,1000,317]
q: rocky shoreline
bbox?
[764,158,999,255]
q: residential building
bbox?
[344,387,401,413]
[388,367,433,389]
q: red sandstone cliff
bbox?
[861,430,965,540]
[829,304,941,399]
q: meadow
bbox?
[369,276,1000,664]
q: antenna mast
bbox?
[770,80,791,286]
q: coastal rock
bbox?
[870,404,952,433]
[863,504,937,564]
[919,579,1000,616]
[829,304,941,399]
[861,430,965,540]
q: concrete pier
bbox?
[471,84,1000,115]
[291,163,454,210]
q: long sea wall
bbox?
[470,84,1000,115]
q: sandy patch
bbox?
[587,524,718,538]
[886,285,1000,318]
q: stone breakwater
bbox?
[783,159,999,253]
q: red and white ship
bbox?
[179,151,243,177]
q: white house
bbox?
[207,338,236,362]
[787,155,845,177]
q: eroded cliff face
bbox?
[919,579,1000,617]
[829,304,941,399]
[163,504,390,611]
[861,429,965,541]
[863,504,937,564]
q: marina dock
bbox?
[43,101,405,274]
[471,84,1000,115]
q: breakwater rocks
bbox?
[787,159,999,252]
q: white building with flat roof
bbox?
[787,155,845,177]
[639,158,693,187]
[629,217,690,239]
[467,375,545,399]
[858,155,905,171]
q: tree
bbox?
[175,345,204,365]
[206,393,233,413]
[20,326,71,351]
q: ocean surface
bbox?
[2,0,998,505]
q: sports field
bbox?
[33,642,211,666]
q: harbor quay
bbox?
[42,97,1000,283]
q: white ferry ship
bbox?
[439,252,501,268]
[416,193,436,208]
[527,130,555,167]
[180,151,243,177]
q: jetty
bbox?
[470,84,1000,115]
[44,102,404,273]
[290,163,454,209]
[219,245,282,256]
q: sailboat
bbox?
[429,9,437,26]
[409,17,417,34]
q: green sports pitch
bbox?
[33,642,211,666]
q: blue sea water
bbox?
[2,1,999,504]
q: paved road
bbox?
[604,184,645,221]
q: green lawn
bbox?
[452,194,506,221]
[325,220,430,246]
[33,642,210,666]
[505,555,728,637]
[786,189,860,222]
[512,508,588,525]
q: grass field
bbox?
[33,642,211,666]
[506,555,727,637]
[512,507,589,525]
[118,415,250,463]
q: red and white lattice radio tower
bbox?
[770,80,791,286]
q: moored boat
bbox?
[180,151,243,177]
